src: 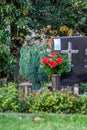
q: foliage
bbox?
[31,91,87,114]
[18,94,33,113]
[0,0,32,48]
[29,0,87,35]
[0,20,15,78]
[0,82,19,112]
[0,82,31,112]
[0,83,87,114]
[0,0,87,79]
[0,44,15,78]
[0,0,32,79]
[43,81,52,88]
[60,25,73,36]
[80,83,87,92]
[41,51,71,76]
[19,43,48,90]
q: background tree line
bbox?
[0,0,87,81]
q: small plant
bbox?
[29,91,87,114]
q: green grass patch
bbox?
[0,113,87,130]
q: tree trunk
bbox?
[10,23,21,81]
[13,56,20,82]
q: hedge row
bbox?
[0,83,87,114]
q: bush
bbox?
[19,43,48,90]
[0,83,87,114]
[30,91,87,114]
[0,82,19,112]
[0,82,33,113]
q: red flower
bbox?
[51,52,56,57]
[41,51,70,76]
[22,92,26,100]
[57,57,63,64]
[41,57,50,64]
[49,60,57,68]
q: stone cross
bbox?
[61,41,79,66]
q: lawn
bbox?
[0,113,87,130]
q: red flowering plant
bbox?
[41,51,70,76]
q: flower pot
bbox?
[51,74,61,90]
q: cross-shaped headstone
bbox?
[61,41,79,66]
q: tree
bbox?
[0,0,32,80]
[29,0,87,36]
[0,0,87,80]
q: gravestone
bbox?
[52,36,87,86]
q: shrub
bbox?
[30,91,87,114]
[0,83,87,114]
[0,82,33,113]
[0,82,20,112]
[19,43,48,90]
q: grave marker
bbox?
[53,36,87,86]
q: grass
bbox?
[0,113,87,130]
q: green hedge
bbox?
[0,83,87,114]
[30,91,87,114]
[0,82,19,112]
[0,82,32,113]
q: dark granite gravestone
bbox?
[52,36,87,86]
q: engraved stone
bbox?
[53,36,87,86]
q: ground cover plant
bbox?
[0,113,87,130]
[0,82,87,114]
[31,91,87,114]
